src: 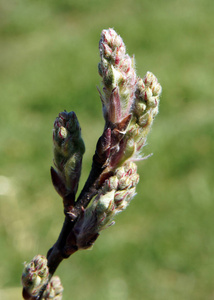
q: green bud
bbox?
[147,96,159,108]
[52,111,85,196]
[53,111,85,168]
[95,191,115,216]
[102,175,119,192]
[142,87,153,101]
[144,71,158,87]
[124,161,138,174]
[115,165,125,179]
[130,173,140,187]
[138,111,151,127]
[152,82,162,96]
[116,161,139,189]
[117,174,132,190]
[114,190,128,204]
[136,77,145,92]
[152,105,159,117]
[103,64,114,88]
[134,101,147,117]
[116,187,136,212]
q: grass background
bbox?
[0,0,213,299]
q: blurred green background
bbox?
[0,0,213,299]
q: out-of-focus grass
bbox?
[0,0,213,299]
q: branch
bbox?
[21,28,162,300]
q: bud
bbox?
[114,190,128,204]
[100,28,125,57]
[152,82,162,96]
[94,162,139,229]
[152,105,159,118]
[22,255,49,297]
[142,87,153,101]
[116,162,139,189]
[144,71,157,87]
[117,174,132,190]
[52,110,85,197]
[72,207,99,250]
[122,70,161,160]
[134,72,161,112]
[115,187,136,212]
[95,190,115,216]
[134,101,147,117]
[115,165,125,179]
[124,161,138,174]
[136,113,148,128]
[102,175,119,193]
[96,29,162,168]
[98,28,137,124]
[42,276,63,300]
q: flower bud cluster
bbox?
[22,255,49,297]
[73,161,139,249]
[97,28,162,167]
[42,276,63,300]
[98,28,137,123]
[52,110,85,197]
[134,71,162,122]
[95,161,139,230]
[125,71,162,159]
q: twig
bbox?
[21,28,162,300]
